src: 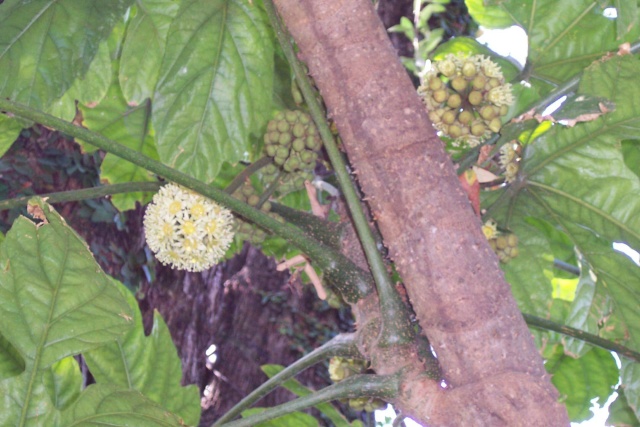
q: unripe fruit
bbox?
[500,105,509,116]
[489,117,502,133]
[468,90,483,105]
[458,110,473,125]
[265,145,277,157]
[451,76,468,92]
[442,110,456,125]
[433,89,448,103]
[276,147,289,159]
[462,61,477,77]
[496,235,508,249]
[438,59,456,77]
[447,93,462,108]
[480,105,496,120]
[277,120,290,133]
[247,194,260,206]
[471,123,486,136]
[429,77,443,90]
[448,124,462,138]
[278,132,291,145]
[507,233,518,247]
[292,123,305,138]
[292,138,305,152]
[472,75,486,90]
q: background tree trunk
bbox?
[272,0,569,425]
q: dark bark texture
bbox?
[272,1,569,425]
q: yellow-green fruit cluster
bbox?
[348,397,387,412]
[264,110,321,172]
[499,142,521,183]
[418,53,513,147]
[488,233,519,263]
[262,163,314,195]
[328,357,367,382]
[232,182,281,245]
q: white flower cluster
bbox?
[144,183,235,272]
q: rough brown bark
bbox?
[273,1,569,425]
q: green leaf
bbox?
[261,364,352,427]
[80,82,160,211]
[59,384,186,426]
[492,55,640,353]
[43,357,83,411]
[84,279,201,426]
[119,0,181,105]
[613,0,639,40]
[152,0,275,183]
[464,0,514,28]
[242,408,318,427]
[0,198,134,426]
[0,331,25,381]
[608,388,640,427]
[622,141,640,179]
[0,0,132,109]
[547,347,618,422]
[0,114,23,158]
[621,359,640,423]
[469,0,640,85]
[562,256,598,357]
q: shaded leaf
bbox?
[0,331,24,381]
[0,198,133,426]
[120,0,180,105]
[80,81,159,211]
[621,359,640,422]
[547,347,618,422]
[622,141,640,179]
[43,357,83,411]
[242,408,318,427]
[608,388,640,427]
[0,0,132,109]
[613,0,639,40]
[153,0,275,182]
[84,279,201,426]
[0,114,23,158]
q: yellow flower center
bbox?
[182,220,196,235]
[206,221,218,234]
[191,203,205,218]
[169,201,182,215]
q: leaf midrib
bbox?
[20,227,70,427]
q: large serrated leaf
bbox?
[58,384,186,426]
[0,0,132,109]
[84,279,200,426]
[0,198,134,426]
[490,55,640,356]
[119,0,180,105]
[546,346,618,422]
[152,0,275,183]
[80,80,160,211]
[466,0,640,85]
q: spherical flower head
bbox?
[144,183,235,272]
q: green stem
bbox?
[257,169,282,208]
[0,98,373,302]
[212,333,361,426]
[0,182,162,211]
[264,0,413,347]
[218,373,400,427]
[225,156,273,195]
[523,313,640,363]
[270,202,343,250]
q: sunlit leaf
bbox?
[43,357,83,411]
[547,346,618,422]
[0,0,132,109]
[80,81,159,211]
[120,0,180,105]
[84,279,201,426]
[153,0,275,182]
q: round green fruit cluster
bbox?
[262,163,314,196]
[264,110,321,172]
[488,233,519,263]
[347,397,387,413]
[418,53,514,147]
[499,141,521,183]
[232,182,281,245]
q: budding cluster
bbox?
[261,163,314,195]
[232,181,282,246]
[328,357,386,412]
[263,110,321,173]
[418,54,513,147]
[499,141,521,183]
